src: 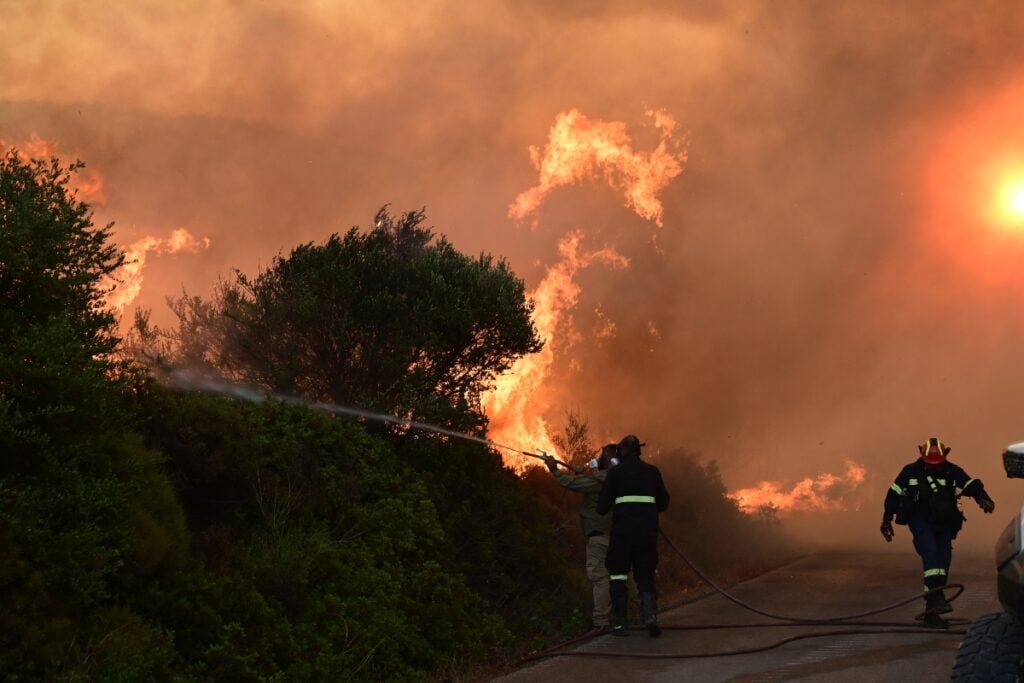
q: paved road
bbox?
[496,551,1000,682]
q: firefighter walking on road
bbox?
[880,437,995,629]
[541,444,631,631]
[597,435,670,637]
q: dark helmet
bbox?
[919,437,950,465]
[618,434,645,459]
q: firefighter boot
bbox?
[922,594,950,630]
[922,611,950,629]
[640,592,661,638]
[930,589,953,614]
[610,593,630,637]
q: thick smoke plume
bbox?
[8,1,1024,548]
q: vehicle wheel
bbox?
[951,612,1024,682]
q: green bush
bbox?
[0,433,190,679]
[399,436,589,637]
[139,391,510,680]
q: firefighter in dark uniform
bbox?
[597,435,670,637]
[880,437,995,629]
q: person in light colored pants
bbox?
[543,444,634,629]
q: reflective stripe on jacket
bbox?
[596,457,670,534]
[882,458,987,522]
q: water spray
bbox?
[161,368,579,471]
[161,368,967,665]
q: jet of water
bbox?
[160,368,571,468]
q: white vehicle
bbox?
[951,444,1024,681]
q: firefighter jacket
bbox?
[883,458,990,528]
[555,470,612,536]
[596,457,670,534]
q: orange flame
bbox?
[481,232,628,470]
[728,460,868,515]
[593,306,617,340]
[509,108,687,226]
[488,107,686,470]
[106,228,211,313]
[1,133,107,205]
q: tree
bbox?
[0,149,186,679]
[0,150,125,447]
[552,410,596,471]
[160,208,541,431]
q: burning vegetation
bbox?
[483,108,686,470]
[1,147,794,681]
[727,460,869,515]
[106,228,210,312]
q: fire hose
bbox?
[514,530,968,664]
[144,382,974,671]
[511,459,970,665]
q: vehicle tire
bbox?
[951,612,1024,682]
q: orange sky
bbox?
[7,0,1024,548]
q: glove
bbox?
[540,452,558,474]
[880,520,894,543]
[980,497,995,514]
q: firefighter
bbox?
[597,435,670,637]
[880,437,995,629]
[541,443,628,630]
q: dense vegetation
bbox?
[0,150,791,680]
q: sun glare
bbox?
[997,177,1024,226]
[1012,188,1024,214]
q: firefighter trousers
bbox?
[908,514,954,591]
[605,528,658,600]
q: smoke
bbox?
[7,0,1024,549]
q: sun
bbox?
[1012,188,1024,214]
[996,176,1024,227]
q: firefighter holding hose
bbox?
[541,443,629,631]
[880,437,995,629]
[597,435,670,637]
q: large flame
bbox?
[106,228,211,313]
[481,232,628,470]
[487,107,686,471]
[509,108,687,226]
[728,460,868,515]
[1,133,107,205]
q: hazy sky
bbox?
[6,0,1024,547]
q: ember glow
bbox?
[727,460,868,515]
[106,229,211,313]
[509,108,688,227]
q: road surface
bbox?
[496,551,1000,682]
